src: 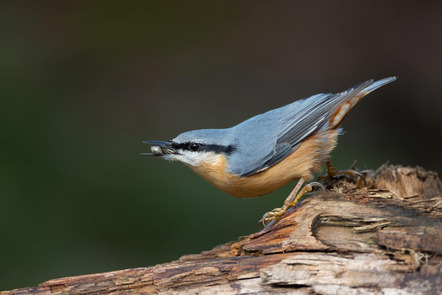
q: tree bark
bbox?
[2,165,441,295]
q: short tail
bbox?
[328,76,397,129]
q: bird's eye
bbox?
[190,143,200,152]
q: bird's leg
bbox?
[259,178,324,226]
[318,160,366,185]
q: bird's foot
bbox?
[259,181,325,227]
[318,160,366,186]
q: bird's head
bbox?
[142,129,235,168]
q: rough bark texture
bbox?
[2,165,441,295]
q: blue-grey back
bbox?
[226,77,396,176]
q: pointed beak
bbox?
[141,140,178,156]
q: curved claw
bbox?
[320,160,367,186]
[258,181,326,227]
[308,182,325,191]
[259,208,284,227]
[351,170,367,186]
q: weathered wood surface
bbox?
[2,165,441,295]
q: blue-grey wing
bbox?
[239,142,296,177]
[231,77,395,177]
[232,92,336,177]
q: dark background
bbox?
[1,1,441,290]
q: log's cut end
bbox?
[2,165,441,295]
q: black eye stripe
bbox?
[172,142,194,150]
[171,142,235,154]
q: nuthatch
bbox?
[142,77,396,225]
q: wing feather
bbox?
[230,78,396,177]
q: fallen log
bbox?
[2,165,441,295]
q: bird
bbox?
[142,77,396,225]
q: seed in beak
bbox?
[151,145,163,155]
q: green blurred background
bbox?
[1,1,441,290]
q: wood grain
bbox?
[2,164,441,295]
